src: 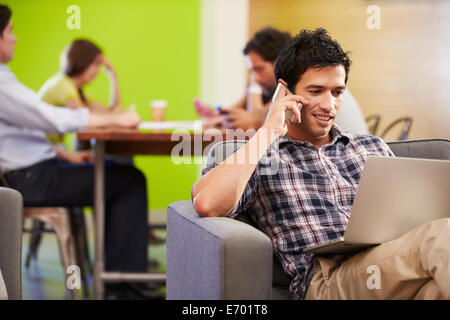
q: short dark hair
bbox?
[0,4,12,37]
[274,28,351,92]
[243,27,291,63]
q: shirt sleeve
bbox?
[226,169,258,218]
[60,76,80,102]
[0,76,89,134]
[373,136,396,158]
[192,141,259,218]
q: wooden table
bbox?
[77,128,222,299]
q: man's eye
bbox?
[309,90,320,94]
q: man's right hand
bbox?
[191,91,308,218]
[261,93,307,137]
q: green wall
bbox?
[4,0,201,210]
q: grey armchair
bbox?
[0,187,23,300]
[166,138,450,300]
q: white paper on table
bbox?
[138,120,202,131]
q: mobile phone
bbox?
[272,82,302,123]
[214,104,230,115]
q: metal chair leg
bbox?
[69,207,91,299]
[25,220,45,268]
[49,209,77,300]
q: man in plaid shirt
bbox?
[192,28,450,299]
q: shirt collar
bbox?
[278,124,351,149]
[0,63,16,83]
[0,64,10,72]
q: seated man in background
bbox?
[192,28,450,299]
[198,27,368,135]
[0,5,150,299]
[199,27,291,131]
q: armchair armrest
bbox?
[0,187,23,300]
[167,200,273,299]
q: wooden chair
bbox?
[380,117,413,141]
[23,207,77,299]
[365,114,381,135]
[1,173,90,299]
[24,207,92,299]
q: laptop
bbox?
[303,156,450,254]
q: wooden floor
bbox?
[21,222,167,300]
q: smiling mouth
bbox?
[313,114,334,124]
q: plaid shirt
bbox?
[201,125,395,299]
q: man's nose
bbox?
[253,72,263,85]
[320,92,336,113]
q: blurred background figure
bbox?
[196,27,291,131]
[38,38,164,246]
[38,39,122,150]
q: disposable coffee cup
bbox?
[150,100,167,122]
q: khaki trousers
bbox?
[305,218,450,300]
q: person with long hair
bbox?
[38,39,122,149]
[38,39,165,246]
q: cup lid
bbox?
[150,100,168,108]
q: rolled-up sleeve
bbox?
[0,75,89,134]
[368,135,396,158]
[196,144,259,219]
[225,170,258,218]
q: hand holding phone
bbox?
[214,104,230,115]
[272,82,303,123]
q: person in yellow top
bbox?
[38,39,122,150]
[38,39,165,247]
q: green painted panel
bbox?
[4,0,201,209]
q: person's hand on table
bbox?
[87,110,141,128]
[223,108,262,131]
[202,115,224,130]
[117,110,141,128]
